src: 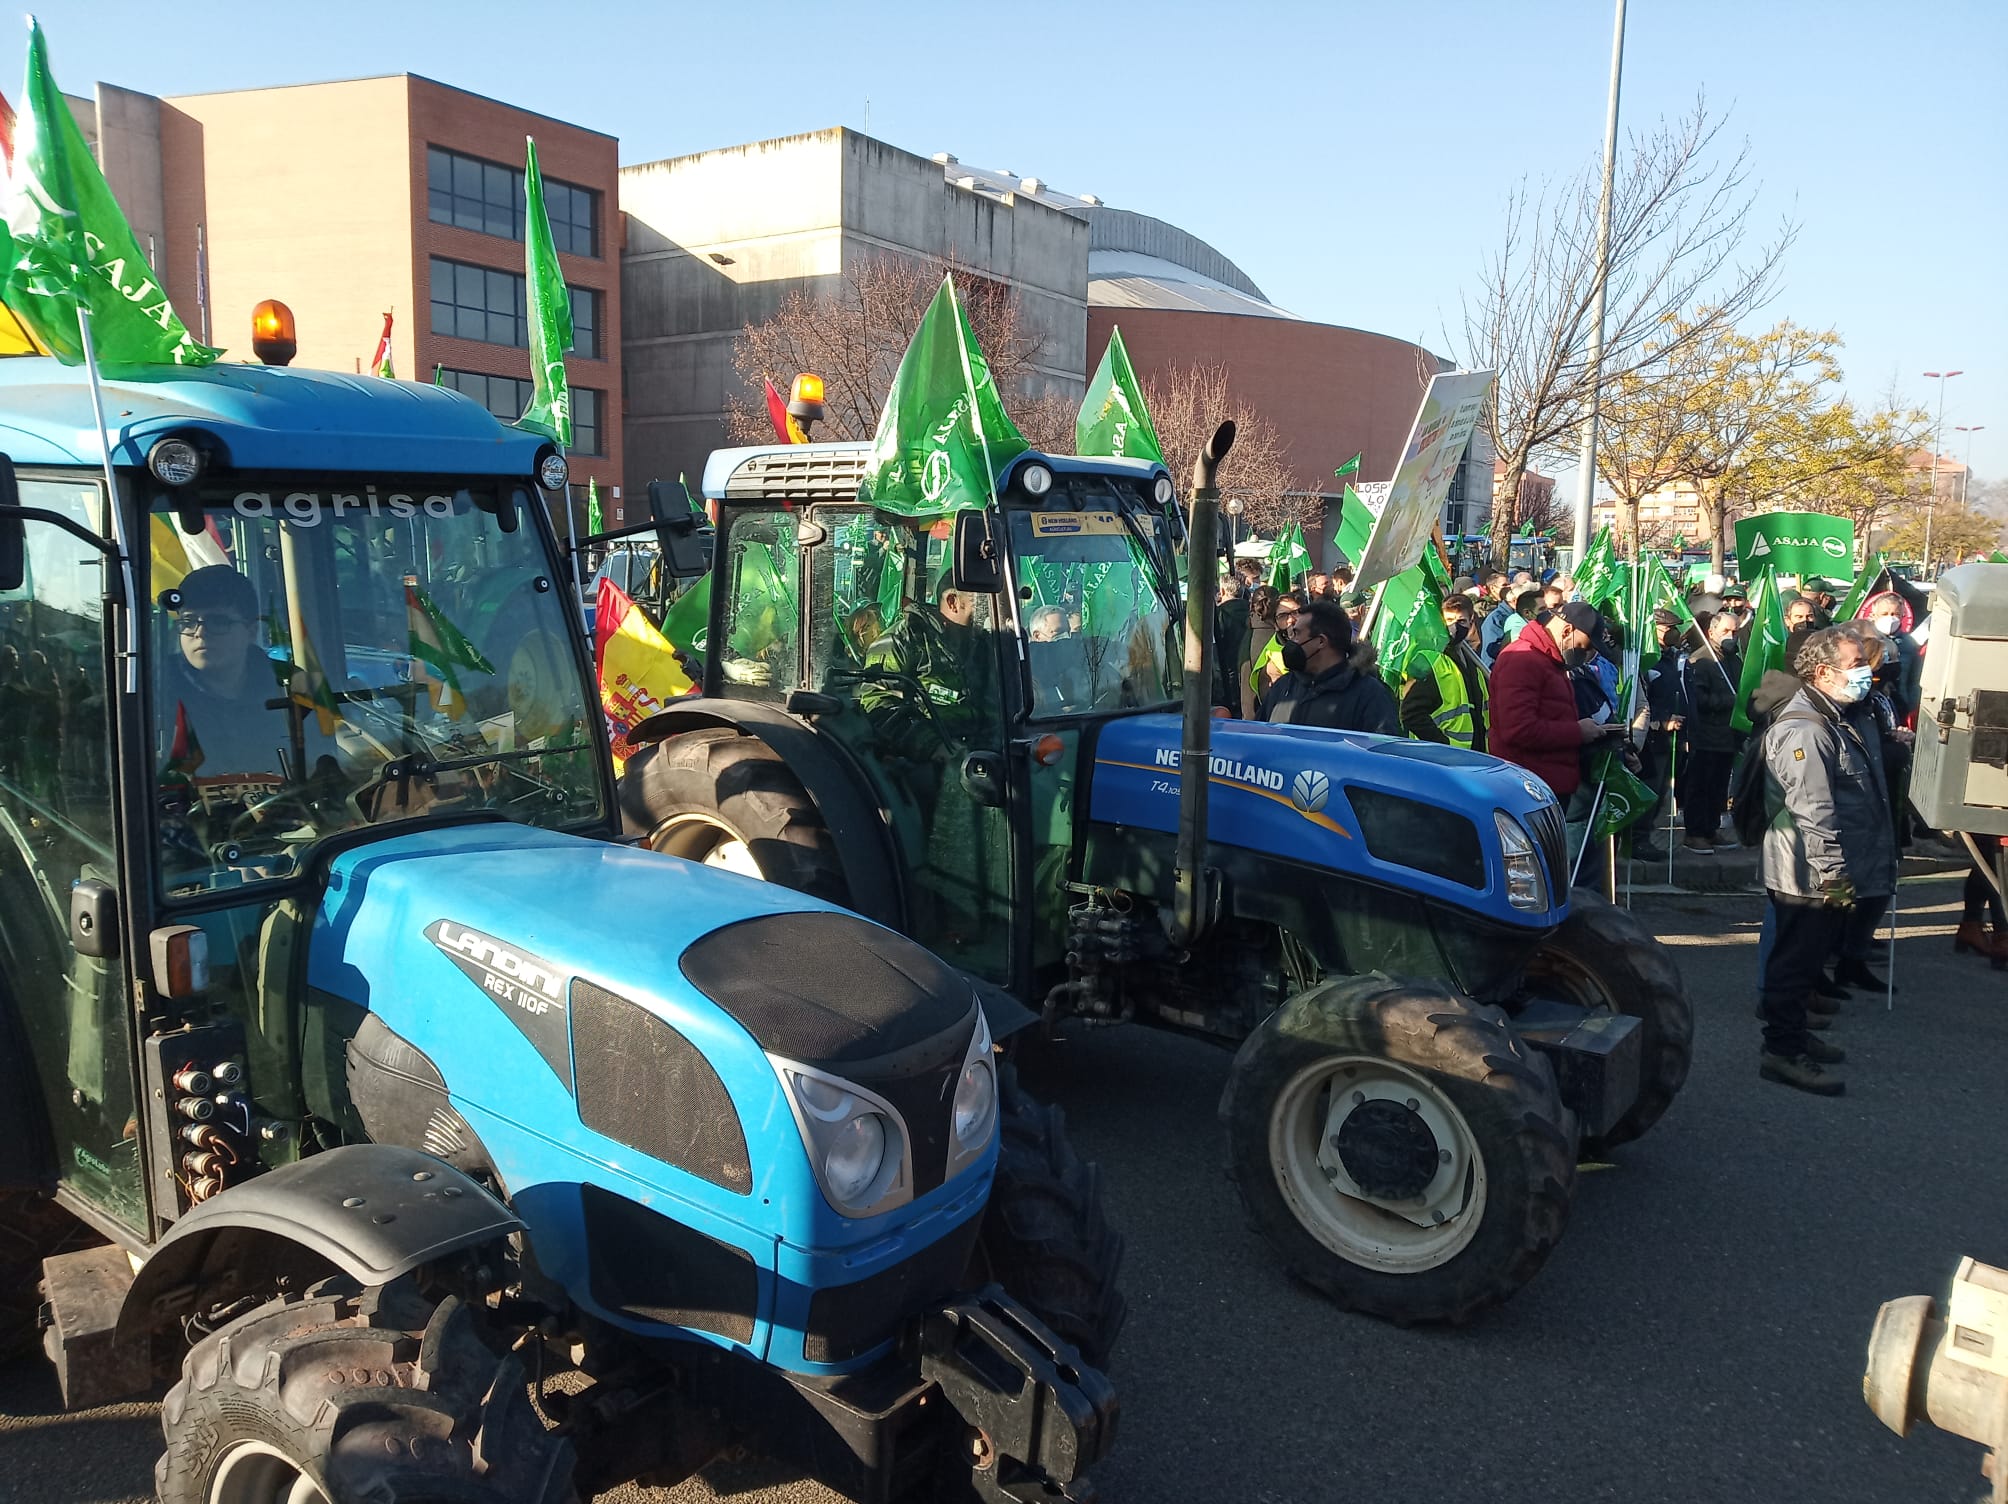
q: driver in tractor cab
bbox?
[156,565,339,855]
[859,578,997,754]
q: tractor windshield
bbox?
[1006,506,1181,717]
[148,479,602,897]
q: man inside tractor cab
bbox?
[860,579,998,756]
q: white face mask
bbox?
[1872,614,1900,635]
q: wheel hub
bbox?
[1332,1097,1441,1201]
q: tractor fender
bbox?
[625,700,906,930]
[114,1143,519,1350]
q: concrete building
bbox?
[74,75,624,524]
[619,136,1461,570]
[618,130,1090,497]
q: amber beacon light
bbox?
[251,300,298,366]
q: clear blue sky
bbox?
[43,0,2008,486]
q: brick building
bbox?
[79,75,624,525]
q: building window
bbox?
[426,145,600,257]
[438,369,603,457]
[429,257,601,357]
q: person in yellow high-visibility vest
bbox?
[1398,594,1490,752]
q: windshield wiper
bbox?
[1092,478,1184,621]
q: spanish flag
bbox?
[594,576,692,771]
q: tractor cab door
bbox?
[797,507,1021,987]
[0,476,147,1232]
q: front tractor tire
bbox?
[1525,888,1693,1156]
[969,1065,1127,1367]
[619,729,848,901]
[156,1277,574,1504]
[1221,975,1577,1325]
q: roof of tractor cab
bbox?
[704,442,1170,504]
[0,357,549,476]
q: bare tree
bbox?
[726,253,1073,452]
[1139,363,1299,535]
[1459,97,1794,564]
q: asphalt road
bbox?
[4,870,2002,1504]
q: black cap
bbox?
[1558,601,1604,638]
[1651,607,1682,629]
[168,565,258,621]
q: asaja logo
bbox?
[1290,769,1330,815]
[1749,533,1772,557]
[1821,534,1848,559]
[921,448,952,502]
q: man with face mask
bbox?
[1677,609,1744,853]
[1491,601,1622,804]
[1750,627,1895,1096]
[1257,600,1400,733]
[1632,607,1688,862]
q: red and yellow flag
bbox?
[594,576,693,771]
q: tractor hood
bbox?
[305,821,997,1343]
[1088,715,1569,925]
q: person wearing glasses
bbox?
[158,565,289,784]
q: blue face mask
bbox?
[1835,665,1874,702]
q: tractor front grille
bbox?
[722,448,870,501]
[1525,802,1570,901]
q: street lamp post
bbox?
[1224,495,1244,556]
[1955,424,1986,513]
[1922,369,1963,575]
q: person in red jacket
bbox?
[1490,601,1623,802]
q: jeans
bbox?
[1761,893,1846,1058]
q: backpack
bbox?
[1728,708,1822,846]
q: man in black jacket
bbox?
[1634,607,1687,861]
[1679,609,1743,852]
[1258,600,1400,733]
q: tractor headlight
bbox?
[1494,810,1550,912]
[1153,475,1175,506]
[1019,462,1054,497]
[944,1006,996,1181]
[537,451,570,492]
[147,437,204,487]
[772,1059,911,1217]
[825,1113,889,1202]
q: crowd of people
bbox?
[1209,555,2004,1099]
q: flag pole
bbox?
[1885,881,1897,1013]
[75,307,141,694]
[1570,781,1605,888]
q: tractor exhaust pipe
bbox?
[1168,420,1235,950]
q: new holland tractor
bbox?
[619,428,1693,1325]
[0,353,1122,1503]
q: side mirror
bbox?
[0,454,21,591]
[949,510,1002,595]
[647,478,712,579]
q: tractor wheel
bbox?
[1221,974,1576,1325]
[618,728,850,903]
[0,1188,97,1360]
[967,1065,1127,1367]
[157,1276,574,1504]
[1525,888,1693,1156]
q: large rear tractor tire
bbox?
[1525,888,1693,1156]
[156,1277,574,1504]
[968,1065,1127,1367]
[1221,974,1576,1325]
[0,1188,97,1360]
[618,728,849,903]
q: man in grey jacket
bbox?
[1756,627,1897,1096]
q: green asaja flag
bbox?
[1372,561,1450,691]
[1590,746,1656,838]
[0,20,220,366]
[1639,552,1699,639]
[1575,526,1621,612]
[1333,484,1373,566]
[586,477,604,535]
[867,275,1028,517]
[659,576,711,658]
[1333,453,1361,481]
[514,137,574,448]
[1731,568,1787,734]
[1835,551,1885,622]
[1268,521,1310,591]
[1075,326,1163,464]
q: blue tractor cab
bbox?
[620,434,1692,1325]
[0,357,1118,1503]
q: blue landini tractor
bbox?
[0,353,1120,1503]
[619,424,1693,1324]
